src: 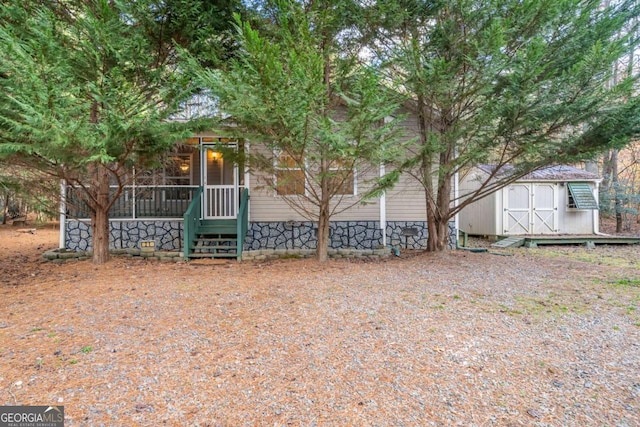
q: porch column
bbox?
[380,163,386,247]
[59,179,66,249]
[245,141,251,222]
[454,169,459,247]
[593,180,600,234]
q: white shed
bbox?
[459,165,601,237]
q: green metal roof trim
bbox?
[567,182,599,210]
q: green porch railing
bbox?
[183,187,203,260]
[236,188,250,261]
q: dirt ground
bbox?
[1,221,640,426]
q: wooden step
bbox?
[188,252,238,258]
[191,246,238,251]
[200,219,237,227]
[194,238,238,243]
[198,219,237,235]
[197,227,237,234]
[193,239,237,248]
[186,218,241,260]
[492,236,525,248]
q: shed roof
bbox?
[476,164,600,181]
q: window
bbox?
[273,152,355,196]
[567,182,598,210]
[163,154,193,201]
[328,159,355,196]
[134,152,193,187]
[275,153,305,195]
[164,154,192,186]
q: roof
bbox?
[476,164,600,181]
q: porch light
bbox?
[180,161,190,172]
[208,151,222,161]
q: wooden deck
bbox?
[491,235,640,248]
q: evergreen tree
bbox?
[131,0,247,67]
[364,0,640,250]
[0,0,198,263]
[190,0,402,261]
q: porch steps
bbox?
[492,236,526,248]
[190,236,238,258]
[197,226,237,234]
[183,188,250,261]
[188,252,238,258]
[193,237,236,244]
[197,219,237,235]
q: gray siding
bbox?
[385,173,426,221]
[248,165,381,222]
[248,105,430,224]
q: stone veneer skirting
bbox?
[245,221,455,250]
[66,220,184,252]
[65,219,456,252]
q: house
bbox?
[458,164,601,237]
[60,116,458,259]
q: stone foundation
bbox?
[246,221,456,250]
[66,220,183,252]
[65,219,456,252]
[245,221,386,250]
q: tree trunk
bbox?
[426,189,451,252]
[316,169,331,262]
[601,149,625,230]
[316,207,330,262]
[2,193,9,225]
[601,151,613,191]
[90,163,111,264]
[427,218,450,251]
[91,204,110,264]
[314,36,332,263]
[610,150,623,232]
[424,118,454,252]
[415,93,445,252]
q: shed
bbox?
[459,165,601,237]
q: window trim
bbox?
[274,151,306,196]
[328,160,357,196]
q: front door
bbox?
[202,145,238,219]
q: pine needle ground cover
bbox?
[1,226,639,426]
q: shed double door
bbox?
[503,183,558,234]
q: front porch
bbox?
[65,184,250,260]
[63,136,251,260]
